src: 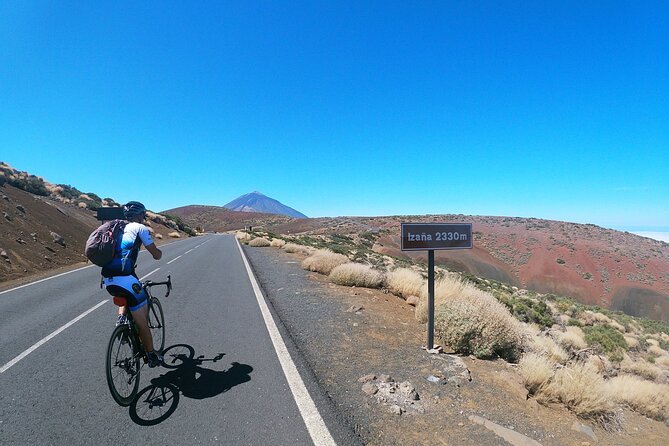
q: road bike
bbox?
[105,275,171,406]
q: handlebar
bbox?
[143,275,172,297]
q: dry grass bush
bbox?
[539,362,614,421]
[235,232,251,242]
[648,345,669,357]
[168,231,180,238]
[415,275,472,323]
[433,278,526,361]
[606,375,669,420]
[329,263,385,288]
[557,330,588,351]
[566,325,585,337]
[283,243,303,253]
[587,355,613,375]
[557,314,571,325]
[386,268,424,299]
[609,320,626,333]
[647,338,660,347]
[654,356,669,368]
[624,335,640,349]
[519,353,553,395]
[270,239,286,248]
[302,249,349,275]
[620,359,662,381]
[580,310,612,326]
[529,335,569,364]
[249,237,270,247]
[155,233,163,239]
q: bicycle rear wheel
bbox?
[148,298,165,352]
[106,325,141,406]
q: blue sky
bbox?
[1,2,667,229]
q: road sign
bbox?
[400,222,473,352]
[401,223,472,251]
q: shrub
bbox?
[162,214,196,236]
[236,232,251,241]
[56,184,82,200]
[624,335,639,350]
[283,243,304,253]
[620,359,662,381]
[249,237,271,247]
[168,232,180,238]
[416,275,472,323]
[654,356,669,368]
[648,345,669,357]
[329,263,385,288]
[584,325,628,357]
[519,353,553,395]
[606,375,669,420]
[386,268,424,299]
[581,310,613,326]
[433,285,526,361]
[270,239,286,248]
[302,249,349,275]
[540,362,614,421]
[8,174,49,196]
[557,330,588,351]
[529,335,569,364]
[499,295,554,328]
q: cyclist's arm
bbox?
[146,243,162,260]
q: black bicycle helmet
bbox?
[123,201,147,221]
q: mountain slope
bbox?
[163,205,293,232]
[267,215,669,322]
[224,191,307,218]
[0,162,190,284]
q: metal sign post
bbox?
[401,223,473,351]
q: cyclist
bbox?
[102,201,164,367]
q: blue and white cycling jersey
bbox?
[102,222,154,277]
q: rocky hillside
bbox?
[0,162,192,284]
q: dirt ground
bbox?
[245,245,669,446]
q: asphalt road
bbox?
[0,234,350,445]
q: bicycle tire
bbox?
[106,324,141,406]
[148,298,165,353]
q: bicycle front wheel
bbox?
[106,325,141,406]
[148,298,165,352]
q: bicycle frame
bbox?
[106,275,172,406]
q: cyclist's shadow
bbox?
[129,344,253,426]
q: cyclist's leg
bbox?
[130,304,154,352]
[104,276,154,352]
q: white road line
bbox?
[0,264,95,296]
[0,267,162,374]
[235,239,336,446]
[0,299,108,374]
[166,256,181,265]
[0,237,190,297]
[185,249,193,254]
[140,268,160,280]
